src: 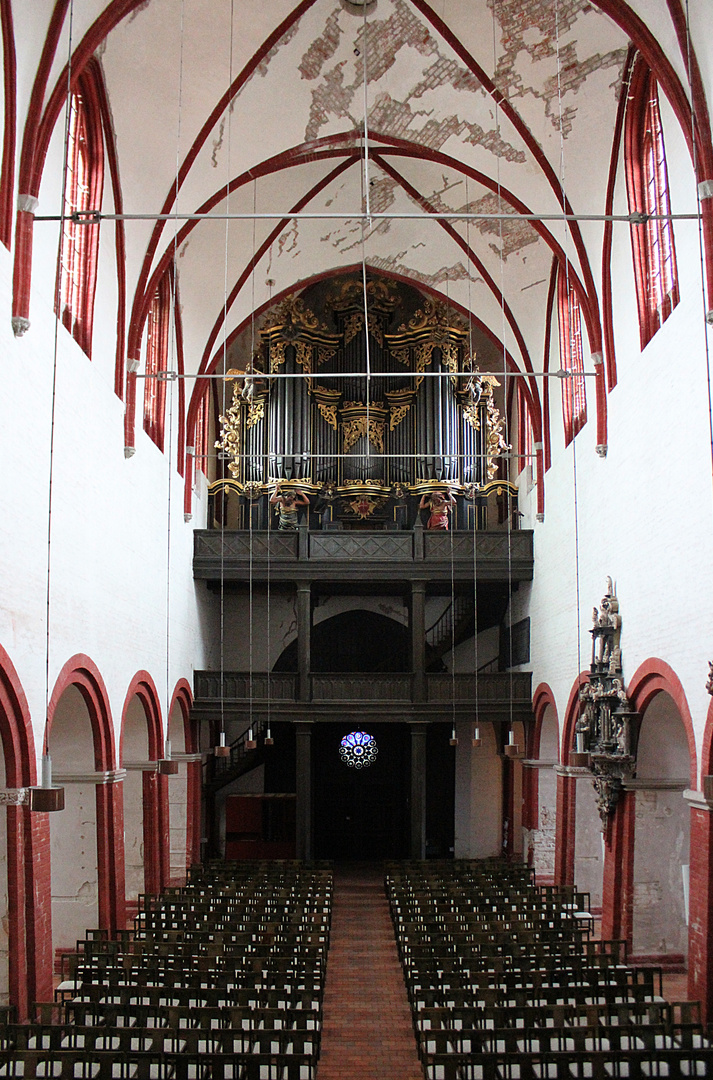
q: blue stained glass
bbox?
[339,731,378,768]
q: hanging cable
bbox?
[216,0,236,760]
[41,0,76,796]
[465,174,481,748]
[265,272,274,747]
[491,0,517,761]
[246,177,258,751]
[162,0,186,772]
[683,0,713,513]
[554,0,583,703]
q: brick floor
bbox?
[317,863,422,1080]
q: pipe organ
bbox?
[214,276,510,528]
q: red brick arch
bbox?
[121,672,166,897]
[0,644,51,1016]
[626,658,697,788]
[168,679,200,870]
[47,654,124,933]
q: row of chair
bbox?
[386,860,713,1079]
[0,861,332,1080]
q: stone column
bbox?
[411,582,426,703]
[410,723,427,859]
[295,721,313,861]
[297,583,311,702]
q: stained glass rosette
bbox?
[339,730,378,769]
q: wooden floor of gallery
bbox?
[317,863,422,1080]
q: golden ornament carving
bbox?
[344,312,363,346]
[485,393,510,480]
[391,347,410,367]
[317,403,338,429]
[463,403,480,431]
[294,341,313,374]
[389,404,411,430]
[262,296,325,335]
[329,276,398,312]
[345,495,385,519]
[246,399,265,428]
[270,341,288,372]
[317,346,337,366]
[215,382,243,479]
[342,416,385,454]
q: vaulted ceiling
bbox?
[15,1,709,432]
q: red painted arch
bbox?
[120,671,165,897]
[700,697,713,779]
[120,672,164,763]
[167,679,200,870]
[602,46,637,394]
[532,683,560,765]
[561,670,590,767]
[0,645,53,1016]
[0,0,16,250]
[626,657,697,788]
[168,680,194,754]
[47,654,115,770]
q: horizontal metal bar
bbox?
[136,368,598,379]
[33,210,702,224]
[206,451,524,460]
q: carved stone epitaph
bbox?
[573,578,637,824]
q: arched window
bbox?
[193,389,209,477]
[56,72,103,357]
[518,384,534,489]
[143,272,172,451]
[625,56,679,349]
[557,268,586,446]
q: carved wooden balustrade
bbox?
[192,670,533,724]
[193,527,534,584]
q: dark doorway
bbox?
[313,723,410,859]
[273,610,409,673]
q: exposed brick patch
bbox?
[305,63,356,141]
[367,255,478,289]
[368,94,525,160]
[488,0,627,136]
[299,10,342,80]
[411,56,484,99]
[301,0,524,160]
[462,192,539,259]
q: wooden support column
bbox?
[411,582,426,703]
[410,723,427,859]
[297,584,311,703]
[295,721,313,861]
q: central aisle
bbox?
[317,863,423,1080]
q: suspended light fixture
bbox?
[245,727,257,752]
[472,725,481,749]
[504,728,520,757]
[215,730,230,758]
[159,737,179,775]
[30,751,65,813]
